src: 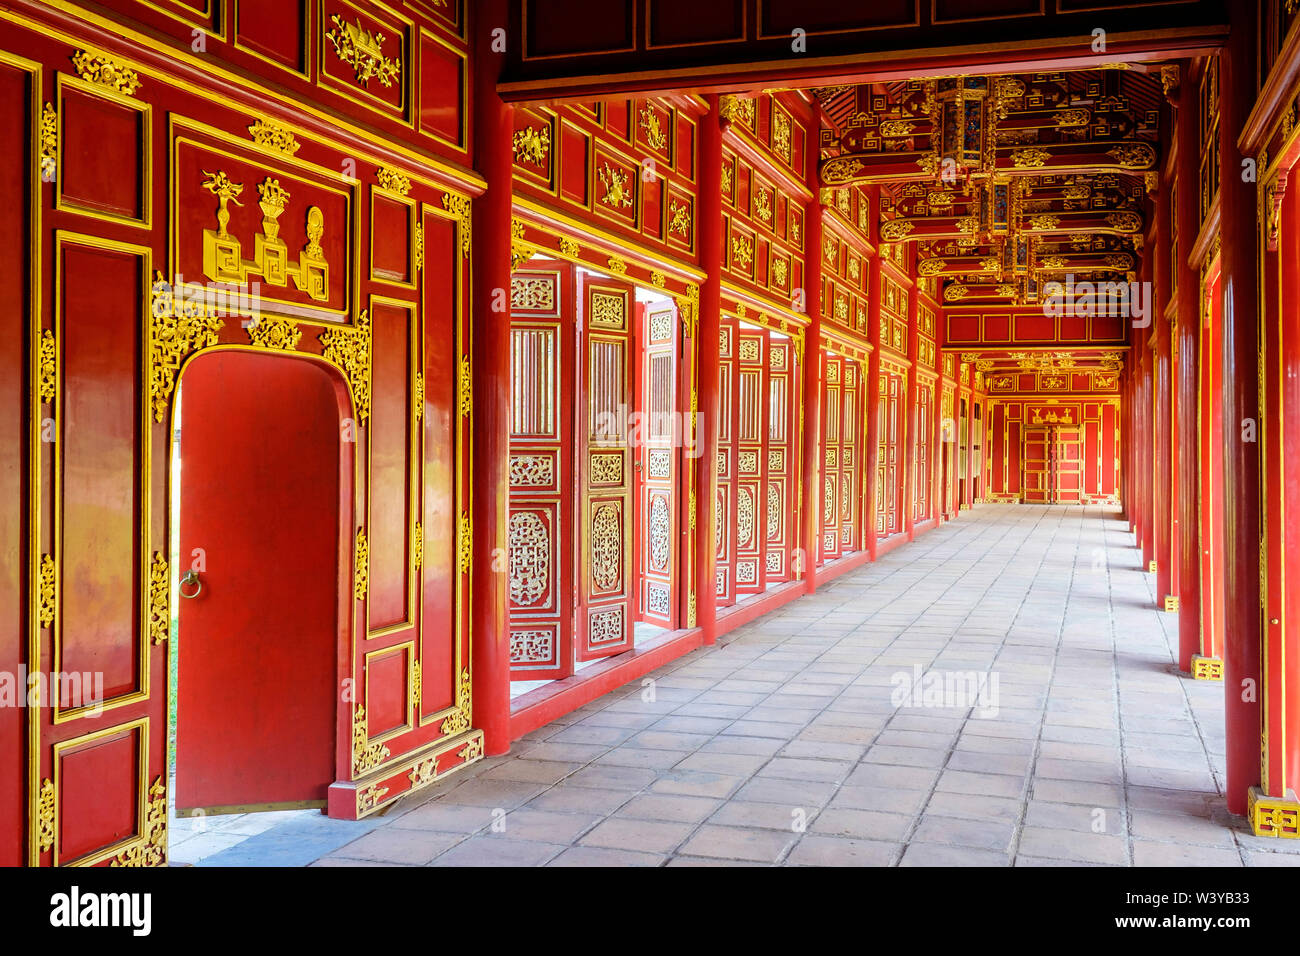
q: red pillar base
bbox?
[1190,655,1224,682]
[1248,787,1300,838]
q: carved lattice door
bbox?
[636,299,678,629]
[821,353,844,561]
[735,327,767,594]
[507,265,575,680]
[715,316,736,606]
[916,381,932,520]
[576,274,635,660]
[839,359,862,551]
[764,334,796,584]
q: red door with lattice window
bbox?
[507,264,575,680]
[635,299,679,629]
[576,273,635,660]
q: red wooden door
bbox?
[916,381,932,521]
[507,265,575,679]
[176,351,344,814]
[1055,425,1084,504]
[765,335,796,583]
[576,274,635,660]
[877,371,901,537]
[840,360,862,550]
[735,327,767,593]
[715,315,737,606]
[821,354,843,561]
[637,299,679,628]
[1023,424,1052,503]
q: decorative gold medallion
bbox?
[376,166,412,196]
[247,119,301,155]
[70,50,141,94]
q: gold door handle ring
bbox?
[179,570,203,600]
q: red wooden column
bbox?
[864,192,883,559]
[800,143,824,591]
[1256,171,1289,825]
[1253,156,1300,832]
[696,96,724,641]
[1138,244,1155,571]
[1174,65,1203,672]
[1153,174,1174,604]
[1122,347,1135,528]
[469,0,512,755]
[1219,4,1264,818]
[904,286,920,541]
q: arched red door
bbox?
[175,350,351,815]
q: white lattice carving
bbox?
[510,629,554,663]
[590,606,624,644]
[509,454,554,486]
[647,448,671,478]
[591,504,621,591]
[649,493,670,572]
[590,453,623,484]
[737,487,754,547]
[646,584,670,615]
[508,511,550,606]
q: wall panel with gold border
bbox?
[5,2,482,866]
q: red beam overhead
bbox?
[499,2,1226,101]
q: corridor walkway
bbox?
[196,505,1295,866]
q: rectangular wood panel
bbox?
[57,239,146,706]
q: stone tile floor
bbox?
[194,504,1300,866]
